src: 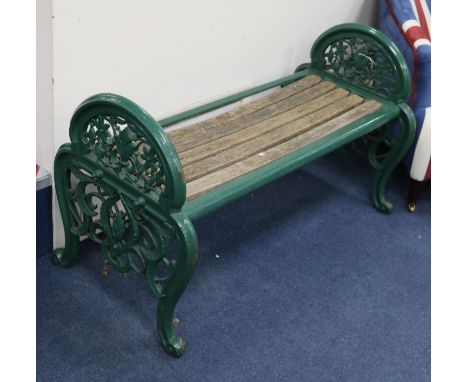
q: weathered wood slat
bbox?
[183,94,364,182]
[179,87,348,166]
[168,75,322,150]
[175,81,337,154]
[186,100,382,200]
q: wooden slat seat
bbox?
[168,75,382,200]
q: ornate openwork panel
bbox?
[310,24,411,102]
[67,162,177,297]
[319,37,398,99]
[67,93,187,210]
[347,125,394,169]
[81,115,167,195]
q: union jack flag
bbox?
[380,0,431,181]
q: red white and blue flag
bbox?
[380,0,431,181]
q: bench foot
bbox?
[372,104,416,214]
[156,215,198,357]
[51,245,79,267]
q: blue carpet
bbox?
[37,153,430,382]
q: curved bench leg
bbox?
[157,215,198,357]
[372,104,416,214]
[51,160,80,267]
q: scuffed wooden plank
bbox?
[186,100,382,200]
[179,88,348,166]
[184,94,364,182]
[168,75,323,149]
[174,81,337,154]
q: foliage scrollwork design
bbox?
[66,163,177,297]
[54,93,196,357]
[348,125,394,170]
[81,115,167,194]
[320,37,398,99]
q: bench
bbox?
[52,23,416,356]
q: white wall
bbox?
[37,0,54,173]
[48,0,378,246]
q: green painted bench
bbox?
[53,23,415,356]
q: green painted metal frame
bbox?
[52,23,415,357]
